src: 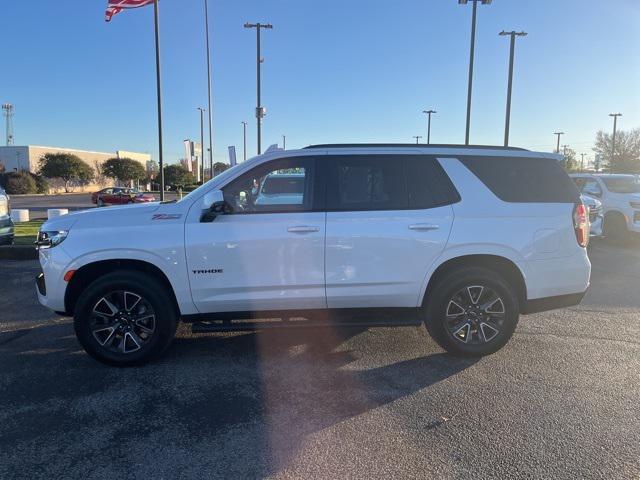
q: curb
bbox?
[0,245,38,261]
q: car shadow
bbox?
[0,322,477,478]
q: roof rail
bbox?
[303,143,529,151]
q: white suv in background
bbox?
[571,174,640,241]
[36,144,591,366]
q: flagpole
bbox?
[204,0,214,180]
[153,0,165,201]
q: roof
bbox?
[304,143,529,151]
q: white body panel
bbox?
[325,206,453,308]
[37,146,591,318]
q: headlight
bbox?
[36,230,68,249]
[630,201,640,209]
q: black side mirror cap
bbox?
[200,200,233,223]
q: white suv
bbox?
[571,174,640,241]
[36,145,591,366]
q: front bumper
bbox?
[36,246,72,313]
[0,216,14,243]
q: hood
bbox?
[41,202,161,232]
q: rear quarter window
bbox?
[460,156,580,203]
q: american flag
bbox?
[105,0,155,22]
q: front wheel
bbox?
[424,267,520,357]
[74,271,178,366]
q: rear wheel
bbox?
[424,267,520,357]
[74,271,178,366]
[603,212,628,243]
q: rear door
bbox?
[324,154,456,308]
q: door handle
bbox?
[408,223,440,231]
[287,226,320,234]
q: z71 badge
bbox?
[152,214,182,220]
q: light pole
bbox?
[197,107,205,182]
[413,136,423,144]
[282,134,286,149]
[244,22,273,155]
[609,113,622,168]
[422,109,437,144]
[499,30,527,147]
[580,153,586,171]
[241,121,247,161]
[553,131,564,153]
[203,0,214,181]
[459,0,492,145]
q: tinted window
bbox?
[460,156,580,203]
[405,156,460,208]
[222,157,315,213]
[326,156,407,210]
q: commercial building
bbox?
[0,145,151,174]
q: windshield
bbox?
[601,176,640,194]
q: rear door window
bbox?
[459,156,580,203]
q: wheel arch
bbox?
[64,259,180,316]
[422,254,527,310]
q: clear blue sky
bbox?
[1,0,638,164]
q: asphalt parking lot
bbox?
[1,240,639,479]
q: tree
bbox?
[39,153,94,193]
[562,147,579,172]
[213,162,229,176]
[93,160,108,188]
[1,171,37,194]
[163,164,195,189]
[593,128,640,174]
[102,157,147,185]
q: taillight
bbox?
[573,203,589,248]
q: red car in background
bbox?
[91,187,156,207]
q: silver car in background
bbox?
[581,194,603,238]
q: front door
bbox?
[324,155,455,308]
[185,156,326,313]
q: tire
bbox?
[73,270,178,366]
[603,213,628,243]
[424,267,520,357]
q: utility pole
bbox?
[241,121,247,161]
[553,131,564,153]
[459,0,493,145]
[422,109,437,144]
[2,103,14,146]
[413,136,423,144]
[203,0,214,181]
[197,107,205,182]
[282,135,286,149]
[499,30,527,146]
[609,113,622,169]
[580,153,586,171]
[244,22,273,155]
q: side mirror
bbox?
[200,190,233,223]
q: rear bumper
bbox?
[522,291,586,314]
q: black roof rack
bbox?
[303,143,529,151]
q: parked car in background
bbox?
[571,174,640,241]
[37,144,591,366]
[581,194,603,238]
[0,187,15,245]
[91,188,156,207]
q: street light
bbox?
[553,131,565,153]
[241,121,248,162]
[499,30,527,146]
[459,0,492,145]
[413,135,423,144]
[197,107,205,182]
[282,134,286,149]
[422,109,437,144]
[580,153,586,171]
[609,113,622,168]
[244,22,273,155]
